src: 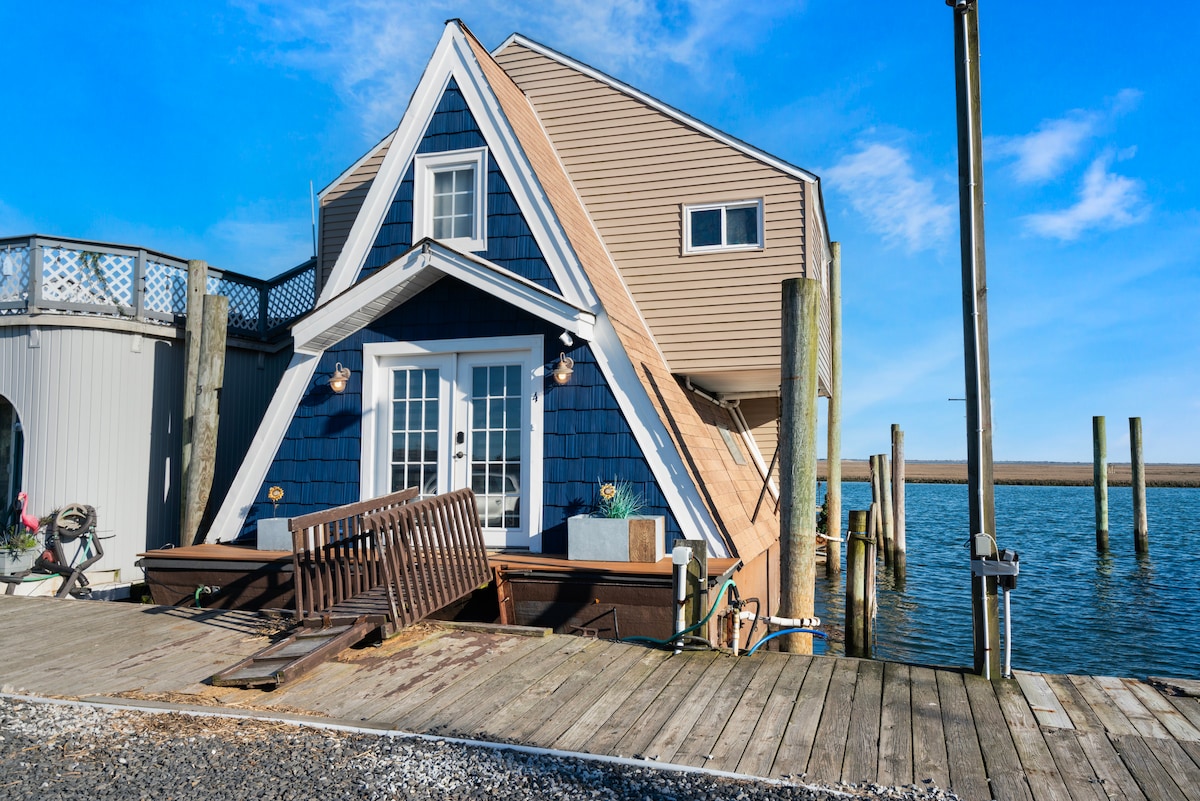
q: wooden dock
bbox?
[1,594,1198,801]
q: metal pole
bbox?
[949,0,1000,678]
[826,242,843,578]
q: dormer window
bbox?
[683,199,764,254]
[414,147,488,252]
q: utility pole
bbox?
[949,0,1000,678]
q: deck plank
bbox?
[766,655,830,779]
[641,653,739,764]
[550,647,674,752]
[1071,676,1140,736]
[841,659,884,784]
[699,652,789,771]
[734,654,811,777]
[1046,674,1105,733]
[575,651,696,756]
[1094,677,1171,739]
[668,652,762,767]
[1164,696,1200,740]
[1108,735,1190,801]
[993,676,1071,801]
[1017,671,1076,730]
[799,656,857,783]
[937,669,991,801]
[877,661,913,788]
[1074,731,1148,801]
[1141,737,1200,793]
[1041,729,1115,801]
[910,666,951,791]
[1122,680,1200,742]
[963,674,1036,801]
[608,651,721,759]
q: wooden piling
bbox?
[869,454,883,562]
[825,242,843,579]
[891,424,907,578]
[880,453,895,567]
[182,294,229,546]
[1131,417,1148,553]
[180,259,207,544]
[1093,415,1108,551]
[845,509,872,658]
[778,277,821,654]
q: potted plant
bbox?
[256,486,292,551]
[0,523,40,575]
[567,480,665,562]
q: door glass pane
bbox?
[469,362,522,530]
[391,367,439,497]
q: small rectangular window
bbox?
[414,148,488,252]
[683,199,764,254]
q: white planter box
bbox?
[567,515,665,563]
[0,549,38,574]
[256,517,293,552]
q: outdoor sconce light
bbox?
[328,363,351,393]
[551,353,574,385]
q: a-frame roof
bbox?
[210,20,782,562]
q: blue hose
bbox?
[746,627,827,656]
[622,578,738,648]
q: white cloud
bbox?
[235,0,779,139]
[1022,152,1147,240]
[987,89,1142,184]
[823,143,954,252]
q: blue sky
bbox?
[2,2,1197,463]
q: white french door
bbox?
[365,337,542,550]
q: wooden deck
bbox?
[2,594,1198,801]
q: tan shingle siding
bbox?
[317,137,393,293]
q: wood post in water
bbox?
[892,424,907,578]
[182,294,229,547]
[778,277,821,654]
[880,453,895,567]
[826,242,843,579]
[869,455,883,565]
[180,259,207,544]
[1131,417,1148,553]
[845,509,874,658]
[1093,415,1109,551]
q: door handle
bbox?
[455,451,464,459]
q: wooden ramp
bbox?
[210,616,375,688]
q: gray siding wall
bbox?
[318,133,394,295]
[0,322,287,582]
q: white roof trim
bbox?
[317,130,396,201]
[293,240,596,356]
[319,24,597,310]
[205,352,319,542]
[494,33,820,185]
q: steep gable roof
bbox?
[464,26,781,560]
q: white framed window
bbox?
[413,147,488,252]
[682,199,764,254]
[361,336,544,551]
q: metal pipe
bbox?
[672,546,690,654]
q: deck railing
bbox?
[288,487,420,620]
[0,234,315,339]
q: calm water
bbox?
[813,482,1200,679]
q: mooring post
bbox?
[1131,417,1148,553]
[845,509,871,658]
[826,242,843,579]
[868,455,885,566]
[880,453,895,567]
[1093,415,1109,551]
[778,277,821,654]
[180,259,207,544]
[891,424,907,578]
[183,294,229,546]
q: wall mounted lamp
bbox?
[551,353,574,385]
[329,362,351,393]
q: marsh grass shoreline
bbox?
[821,460,1200,487]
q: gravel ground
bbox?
[0,695,962,800]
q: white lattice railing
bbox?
[0,235,314,337]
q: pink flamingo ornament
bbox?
[16,492,40,534]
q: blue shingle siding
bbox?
[245,278,680,551]
[362,79,558,292]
